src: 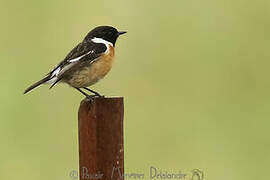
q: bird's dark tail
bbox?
[24,75,52,94]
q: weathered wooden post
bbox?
[78,97,124,180]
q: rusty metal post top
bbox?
[80,96,124,105]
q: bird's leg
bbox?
[75,88,95,101]
[83,87,103,97]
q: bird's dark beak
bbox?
[118,31,127,36]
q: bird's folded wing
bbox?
[50,41,107,78]
[48,40,107,88]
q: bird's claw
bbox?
[85,94,104,103]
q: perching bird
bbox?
[24,26,126,99]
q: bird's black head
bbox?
[85,26,127,46]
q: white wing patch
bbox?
[68,50,93,63]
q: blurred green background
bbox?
[1,0,270,179]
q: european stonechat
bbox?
[24,26,126,99]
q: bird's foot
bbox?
[96,94,105,98]
[92,92,104,98]
[85,95,95,102]
[85,94,105,102]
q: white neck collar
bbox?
[91,37,113,47]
